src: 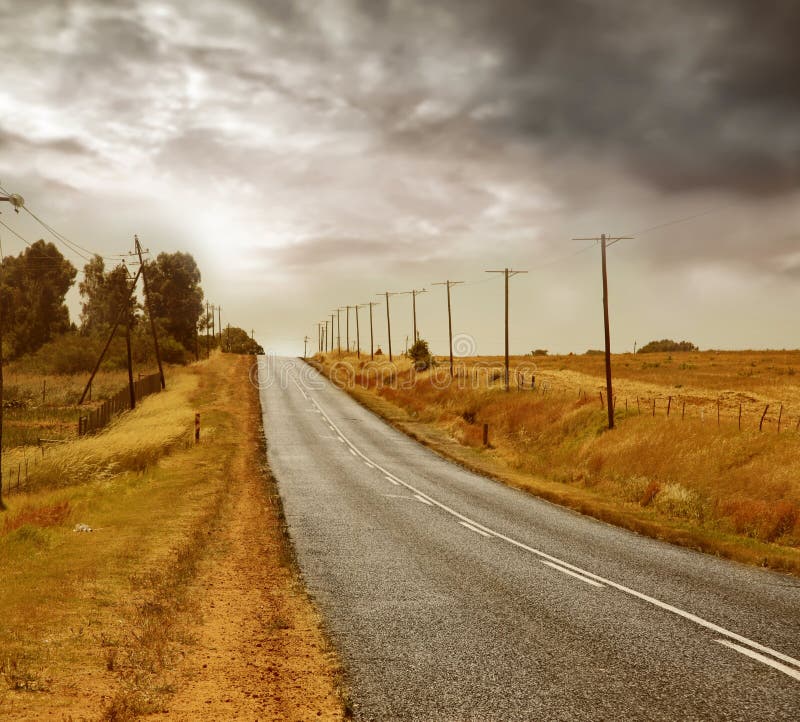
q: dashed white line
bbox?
[459,521,491,538]
[349,448,357,457]
[414,494,433,506]
[364,461,375,469]
[286,364,800,681]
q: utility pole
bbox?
[304,335,310,359]
[363,301,380,360]
[572,234,632,429]
[217,306,222,344]
[211,304,216,343]
[0,190,24,509]
[333,308,342,354]
[134,235,165,389]
[354,305,363,358]
[432,280,463,377]
[206,302,210,358]
[410,288,427,344]
[378,292,408,362]
[79,265,144,405]
[485,268,528,391]
[345,305,351,354]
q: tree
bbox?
[79,255,136,333]
[145,252,204,352]
[407,338,433,370]
[223,326,263,355]
[0,240,77,358]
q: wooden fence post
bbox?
[738,402,742,431]
[717,398,720,428]
[652,398,656,417]
[759,404,769,432]
[599,391,604,409]
[667,396,672,417]
[778,403,783,433]
[682,400,686,421]
[482,423,489,447]
[195,413,201,443]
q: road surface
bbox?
[258,356,800,721]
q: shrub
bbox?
[638,339,698,353]
[407,339,433,371]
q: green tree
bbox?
[0,240,77,358]
[223,326,263,355]
[79,255,136,333]
[145,252,204,352]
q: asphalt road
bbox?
[258,356,800,721]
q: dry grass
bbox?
[0,354,238,717]
[314,351,800,573]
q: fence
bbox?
[78,372,162,436]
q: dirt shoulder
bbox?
[154,361,344,721]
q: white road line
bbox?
[540,560,605,589]
[287,365,800,678]
[459,521,491,538]
[414,494,433,506]
[364,461,375,469]
[338,436,347,444]
[384,475,400,486]
[716,639,800,682]
[349,448,357,457]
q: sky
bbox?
[0,0,798,356]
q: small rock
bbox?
[73,523,93,533]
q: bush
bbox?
[407,339,433,371]
[531,349,548,356]
[638,339,698,353]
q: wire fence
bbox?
[78,372,162,436]
[0,373,163,500]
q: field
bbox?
[0,353,344,719]
[314,349,800,574]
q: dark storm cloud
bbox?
[324,0,800,196]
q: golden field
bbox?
[314,349,800,574]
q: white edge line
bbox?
[540,560,604,588]
[289,367,800,673]
[349,448,357,457]
[716,639,800,682]
[384,475,399,486]
[414,494,433,506]
[459,521,491,538]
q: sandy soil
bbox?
[152,395,345,721]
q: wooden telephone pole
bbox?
[432,280,463,377]
[354,304,364,358]
[134,236,165,389]
[485,268,528,391]
[345,305,351,353]
[572,234,632,429]
[410,288,427,344]
[378,292,410,361]
[333,308,342,354]
[363,301,380,360]
[303,335,310,359]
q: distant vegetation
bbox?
[530,349,548,356]
[638,339,698,354]
[0,242,259,375]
